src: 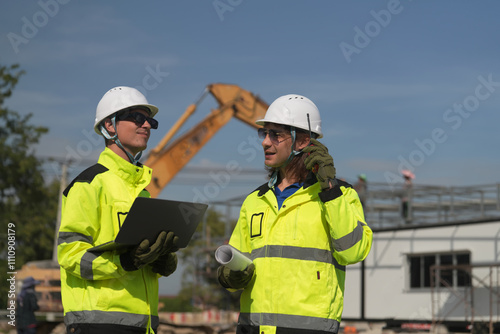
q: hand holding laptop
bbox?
[88,198,208,253]
[151,252,178,277]
[120,230,179,271]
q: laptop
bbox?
[88,197,208,252]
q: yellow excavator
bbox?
[144,83,269,198]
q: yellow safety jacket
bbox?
[57,148,159,333]
[228,175,373,334]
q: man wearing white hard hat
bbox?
[217,94,373,333]
[57,87,178,334]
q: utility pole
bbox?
[52,162,68,262]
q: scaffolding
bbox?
[210,181,500,231]
[365,182,500,228]
[430,263,500,334]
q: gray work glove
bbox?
[121,231,178,271]
[302,139,336,190]
[217,263,255,289]
[151,252,178,277]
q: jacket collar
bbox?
[256,171,318,197]
[303,171,317,189]
[98,147,152,186]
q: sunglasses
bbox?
[117,112,158,129]
[257,128,289,145]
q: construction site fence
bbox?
[159,310,239,325]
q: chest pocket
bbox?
[116,210,128,228]
[97,200,130,245]
[250,212,264,238]
[112,201,131,228]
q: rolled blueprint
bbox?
[215,245,253,271]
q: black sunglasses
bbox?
[117,112,158,129]
[257,128,289,145]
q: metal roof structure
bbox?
[210,181,500,232]
[365,182,500,229]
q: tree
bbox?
[0,64,60,307]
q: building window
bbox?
[408,251,471,289]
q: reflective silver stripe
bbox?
[58,231,93,245]
[332,221,364,252]
[239,312,340,333]
[64,310,158,328]
[80,251,102,280]
[251,245,345,271]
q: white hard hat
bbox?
[94,86,159,135]
[256,94,323,138]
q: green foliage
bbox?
[0,64,60,308]
[158,295,200,312]
[175,208,241,311]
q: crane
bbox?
[144,83,269,198]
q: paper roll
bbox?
[215,245,253,271]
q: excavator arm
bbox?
[143,83,269,198]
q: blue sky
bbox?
[2,1,500,293]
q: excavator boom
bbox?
[144,83,269,198]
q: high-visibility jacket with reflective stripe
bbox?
[57,148,159,332]
[228,175,373,334]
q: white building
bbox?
[343,182,500,333]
